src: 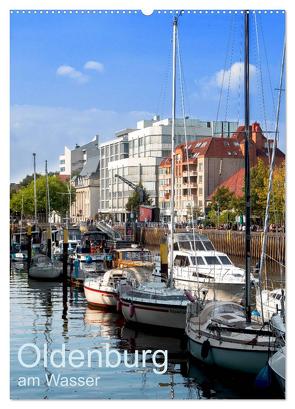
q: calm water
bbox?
[10,265,282,400]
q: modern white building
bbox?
[98,116,238,221]
[59,135,100,176]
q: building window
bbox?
[199,188,203,195]
[199,163,203,171]
[207,122,211,128]
[198,200,203,207]
[60,159,65,164]
[60,167,65,172]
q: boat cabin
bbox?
[111,246,153,268]
[171,233,215,252]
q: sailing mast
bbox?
[244,11,251,323]
[169,15,177,289]
[45,160,51,228]
[33,153,37,225]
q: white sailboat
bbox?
[28,160,61,280]
[186,11,279,374]
[120,15,200,330]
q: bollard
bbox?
[160,235,168,282]
[47,227,52,259]
[27,225,32,268]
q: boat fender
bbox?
[129,303,135,318]
[201,340,211,359]
[184,290,196,303]
[116,299,122,312]
[255,365,272,389]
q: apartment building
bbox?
[159,122,285,221]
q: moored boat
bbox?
[28,254,61,280]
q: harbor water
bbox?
[10,263,283,400]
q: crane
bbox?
[114,174,147,204]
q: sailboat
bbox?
[29,160,61,280]
[119,15,202,330]
[185,11,279,374]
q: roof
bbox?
[209,168,245,199]
[80,156,100,177]
[160,136,243,167]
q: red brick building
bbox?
[159,122,285,220]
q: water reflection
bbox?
[10,266,281,399]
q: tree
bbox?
[125,184,152,215]
[10,175,76,217]
[210,186,235,212]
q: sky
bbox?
[10,10,286,182]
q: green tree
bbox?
[125,184,152,215]
[10,175,75,217]
[210,186,235,212]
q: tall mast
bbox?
[33,153,37,225]
[169,16,177,288]
[244,11,251,322]
[45,160,51,227]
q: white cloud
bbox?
[214,62,256,90]
[10,105,153,182]
[56,65,88,84]
[84,60,104,72]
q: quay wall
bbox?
[115,226,285,263]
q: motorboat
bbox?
[170,234,256,302]
[28,254,61,280]
[84,267,150,309]
[255,288,285,321]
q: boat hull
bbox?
[120,298,186,330]
[268,348,285,394]
[28,266,61,280]
[187,334,271,374]
[174,278,245,303]
[84,285,117,308]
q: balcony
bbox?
[182,183,197,189]
[183,170,197,177]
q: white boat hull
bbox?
[268,347,285,394]
[84,285,118,308]
[174,278,245,302]
[120,298,186,330]
[187,334,271,374]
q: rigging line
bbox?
[155,37,173,119]
[214,14,235,136]
[177,27,201,296]
[258,39,285,318]
[254,13,270,160]
[224,13,237,124]
[259,14,277,122]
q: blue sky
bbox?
[10,10,285,182]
